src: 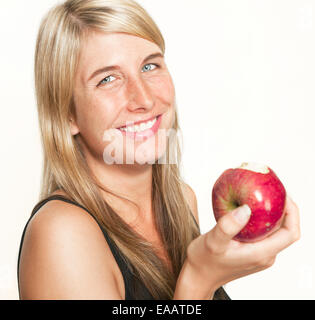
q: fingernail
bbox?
[233,204,251,224]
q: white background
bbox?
[0,0,314,299]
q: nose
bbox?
[126,76,155,112]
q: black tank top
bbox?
[17,195,230,300]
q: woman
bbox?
[17,0,300,300]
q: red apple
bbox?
[212,162,286,242]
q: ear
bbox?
[69,118,80,136]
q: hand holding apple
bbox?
[185,193,300,297]
[212,162,286,242]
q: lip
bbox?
[118,114,163,140]
[118,115,158,129]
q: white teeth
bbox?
[120,117,157,133]
[140,122,146,131]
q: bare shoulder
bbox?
[181,182,199,226]
[19,198,123,299]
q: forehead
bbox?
[77,31,162,77]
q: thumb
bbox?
[211,205,251,248]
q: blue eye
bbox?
[98,75,115,86]
[142,63,158,72]
[97,64,159,87]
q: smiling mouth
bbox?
[117,115,160,133]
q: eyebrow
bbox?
[87,52,164,82]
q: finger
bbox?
[282,195,300,236]
[207,205,251,251]
[246,196,300,256]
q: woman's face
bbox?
[71,30,176,165]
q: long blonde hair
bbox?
[35,0,199,299]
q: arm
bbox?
[18,200,123,299]
[178,183,215,299]
[173,195,300,300]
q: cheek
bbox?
[91,96,119,126]
[151,75,176,127]
[74,93,120,155]
[151,74,175,105]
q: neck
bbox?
[100,163,153,203]
[86,152,154,224]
